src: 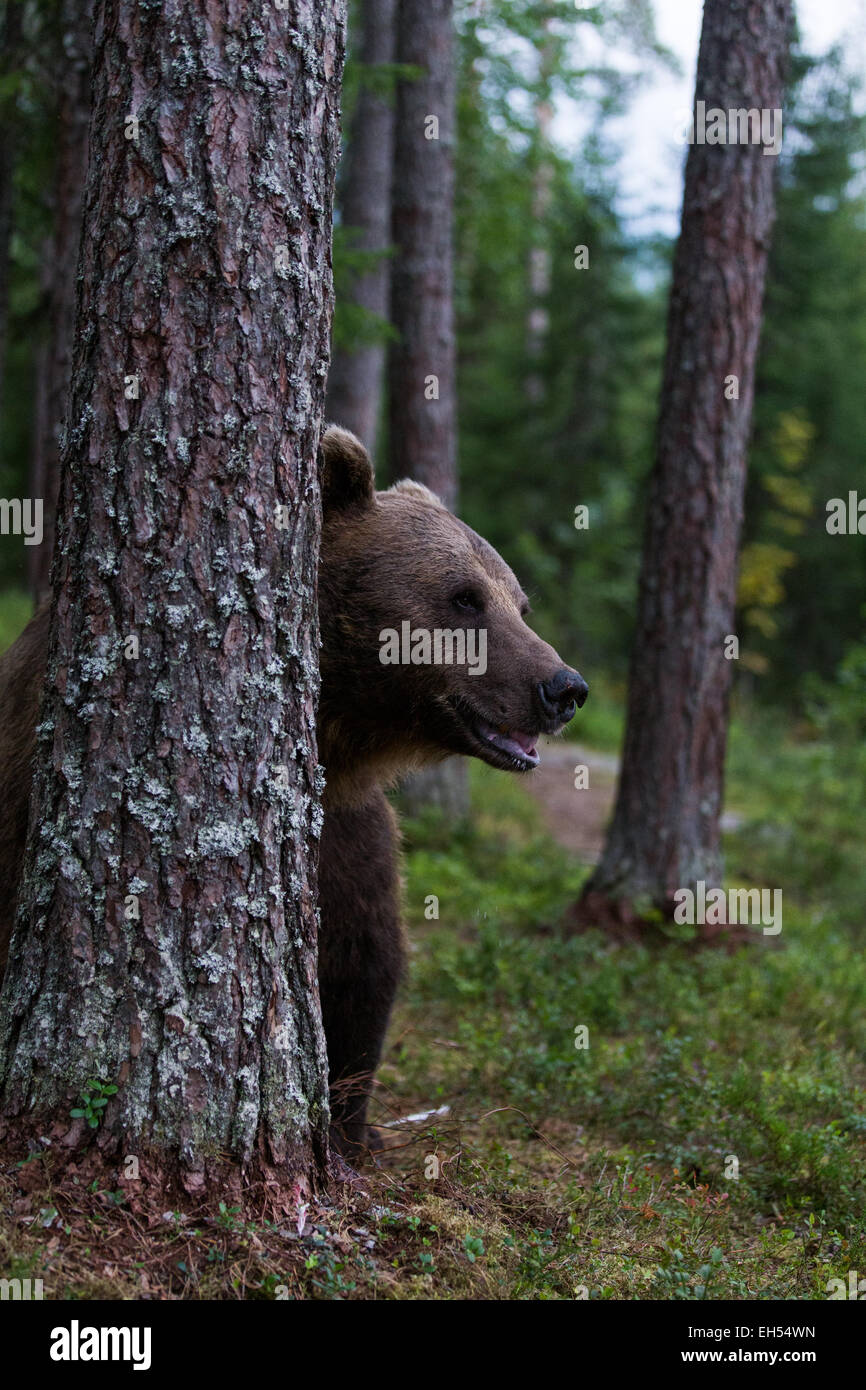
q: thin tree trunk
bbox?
[390,0,466,816]
[389,0,457,506]
[573,0,791,938]
[525,14,555,404]
[0,0,345,1197]
[28,0,94,603]
[325,0,395,451]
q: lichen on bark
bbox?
[0,0,347,1193]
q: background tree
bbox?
[0,0,345,1196]
[28,0,94,601]
[390,0,466,815]
[325,0,396,453]
[574,0,792,934]
[389,0,457,506]
[524,5,558,404]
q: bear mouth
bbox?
[448,700,541,772]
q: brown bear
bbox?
[0,426,587,1158]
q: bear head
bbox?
[318,426,588,805]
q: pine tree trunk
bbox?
[28,0,94,603]
[389,0,457,507]
[390,0,466,816]
[0,0,345,1197]
[574,0,791,937]
[325,0,395,451]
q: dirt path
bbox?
[526,739,744,864]
[525,740,618,863]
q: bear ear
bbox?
[320,426,375,515]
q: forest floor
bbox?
[523,739,617,862]
[353,738,866,1302]
[0,631,864,1299]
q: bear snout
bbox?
[536,667,589,726]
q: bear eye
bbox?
[452,588,483,614]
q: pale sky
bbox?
[556,0,866,237]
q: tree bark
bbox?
[390,0,466,816]
[28,0,94,603]
[389,0,457,507]
[325,0,395,451]
[0,0,345,1197]
[574,0,791,935]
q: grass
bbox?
[374,756,866,1300]
[0,590,864,1298]
[725,697,866,931]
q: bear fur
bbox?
[0,427,586,1158]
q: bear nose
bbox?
[537,668,589,723]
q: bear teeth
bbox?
[474,717,540,767]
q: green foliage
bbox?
[330,224,396,354]
[453,9,667,678]
[804,638,866,740]
[745,47,866,695]
[726,642,866,926]
[651,1245,728,1300]
[70,1079,119,1131]
[463,1233,485,1263]
[399,761,587,930]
